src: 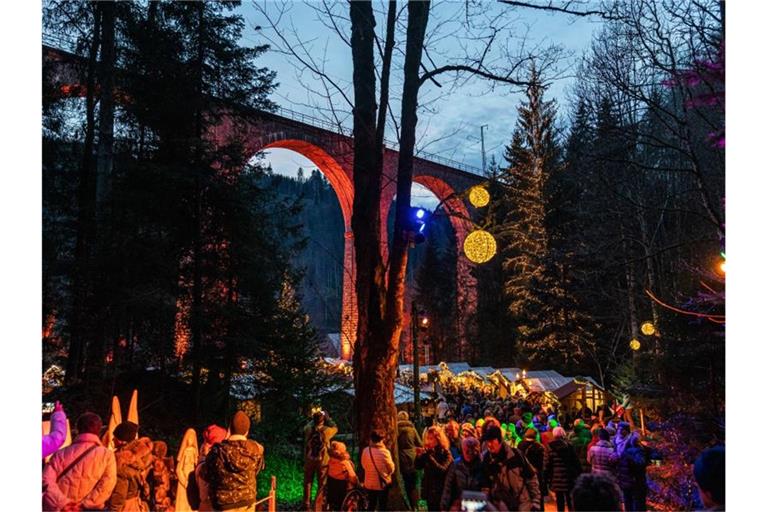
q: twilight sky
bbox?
[238,1,604,204]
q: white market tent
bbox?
[523,370,573,393]
[469,367,496,379]
[343,381,428,406]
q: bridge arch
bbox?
[44,43,485,363]
[239,130,358,361]
[382,173,478,363]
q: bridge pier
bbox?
[340,230,357,360]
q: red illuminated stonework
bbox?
[45,45,483,361]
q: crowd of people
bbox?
[42,402,265,512]
[41,396,725,512]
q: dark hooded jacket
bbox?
[416,446,453,509]
[545,438,581,492]
[482,443,541,511]
[204,436,265,510]
[441,456,488,510]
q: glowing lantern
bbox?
[629,338,641,351]
[469,185,490,208]
[640,322,655,336]
[463,230,497,264]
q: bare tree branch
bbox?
[497,0,619,20]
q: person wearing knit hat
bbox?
[113,421,139,445]
[195,425,227,512]
[203,411,265,511]
[199,424,228,461]
[230,410,250,436]
[108,427,153,512]
[460,422,475,439]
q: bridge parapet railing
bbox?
[273,106,482,175]
[43,32,482,176]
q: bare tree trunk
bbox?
[95,0,115,207]
[375,0,396,149]
[350,0,389,446]
[85,0,117,383]
[191,2,206,422]
[67,5,101,385]
[637,199,661,356]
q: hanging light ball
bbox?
[629,338,641,351]
[463,229,497,264]
[640,321,656,336]
[469,185,490,208]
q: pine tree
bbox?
[498,66,575,367]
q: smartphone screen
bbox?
[42,402,55,414]
[461,491,489,512]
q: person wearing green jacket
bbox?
[397,411,422,509]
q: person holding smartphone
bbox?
[42,401,68,459]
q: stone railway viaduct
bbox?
[44,43,484,362]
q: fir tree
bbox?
[499,66,577,367]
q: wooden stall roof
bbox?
[469,367,497,378]
[523,371,572,393]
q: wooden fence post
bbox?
[269,475,276,512]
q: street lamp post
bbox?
[412,301,421,428]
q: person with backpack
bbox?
[360,429,395,511]
[203,411,265,512]
[546,426,582,512]
[303,410,338,511]
[107,422,153,512]
[195,425,229,512]
[518,428,547,511]
[43,412,117,512]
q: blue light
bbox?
[418,224,426,234]
[415,208,426,219]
